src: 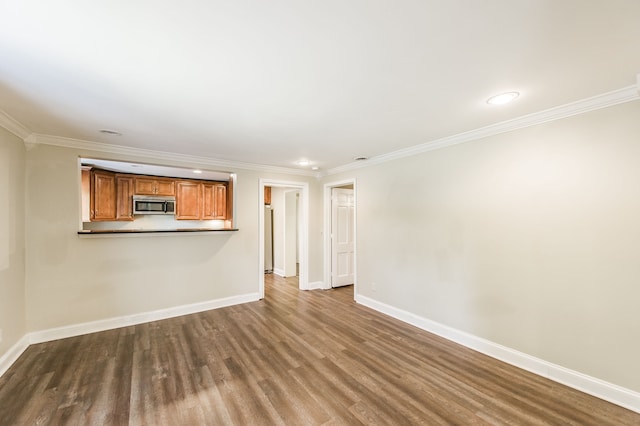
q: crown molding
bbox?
[29,134,317,177]
[0,109,31,140]
[6,81,639,178]
[325,84,640,176]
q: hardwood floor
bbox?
[1,274,638,425]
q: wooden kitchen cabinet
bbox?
[90,170,136,221]
[115,174,134,221]
[176,180,227,220]
[134,176,175,196]
[90,169,116,221]
[203,183,227,220]
[264,186,271,205]
[175,180,202,220]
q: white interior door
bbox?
[331,188,354,287]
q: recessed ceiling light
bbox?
[297,160,310,166]
[487,92,520,105]
[99,129,122,136]
[193,170,203,174]
[311,166,319,171]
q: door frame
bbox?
[259,179,309,299]
[323,178,357,292]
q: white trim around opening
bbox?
[259,179,310,299]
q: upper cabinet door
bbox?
[154,178,175,196]
[213,184,227,219]
[91,169,117,221]
[90,170,135,222]
[202,183,227,220]
[115,175,134,221]
[134,177,175,196]
[175,180,202,220]
[134,177,156,195]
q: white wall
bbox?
[0,127,26,359]
[271,187,284,275]
[24,143,322,332]
[325,100,640,394]
[284,190,299,277]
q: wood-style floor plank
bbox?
[1,274,639,425]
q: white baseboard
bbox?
[0,335,30,378]
[273,268,285,277]
[29,292,260,344]
[1,293,259,379]
[305,281,325,290]
[355,294,640,414]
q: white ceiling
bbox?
[1,1,639,172]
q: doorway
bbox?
[267,188,300,277]
[259,179,309,299]
[324,179,357,291]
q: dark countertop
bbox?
[78,228,238,235]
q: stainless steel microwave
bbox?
[133,196,176,215]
